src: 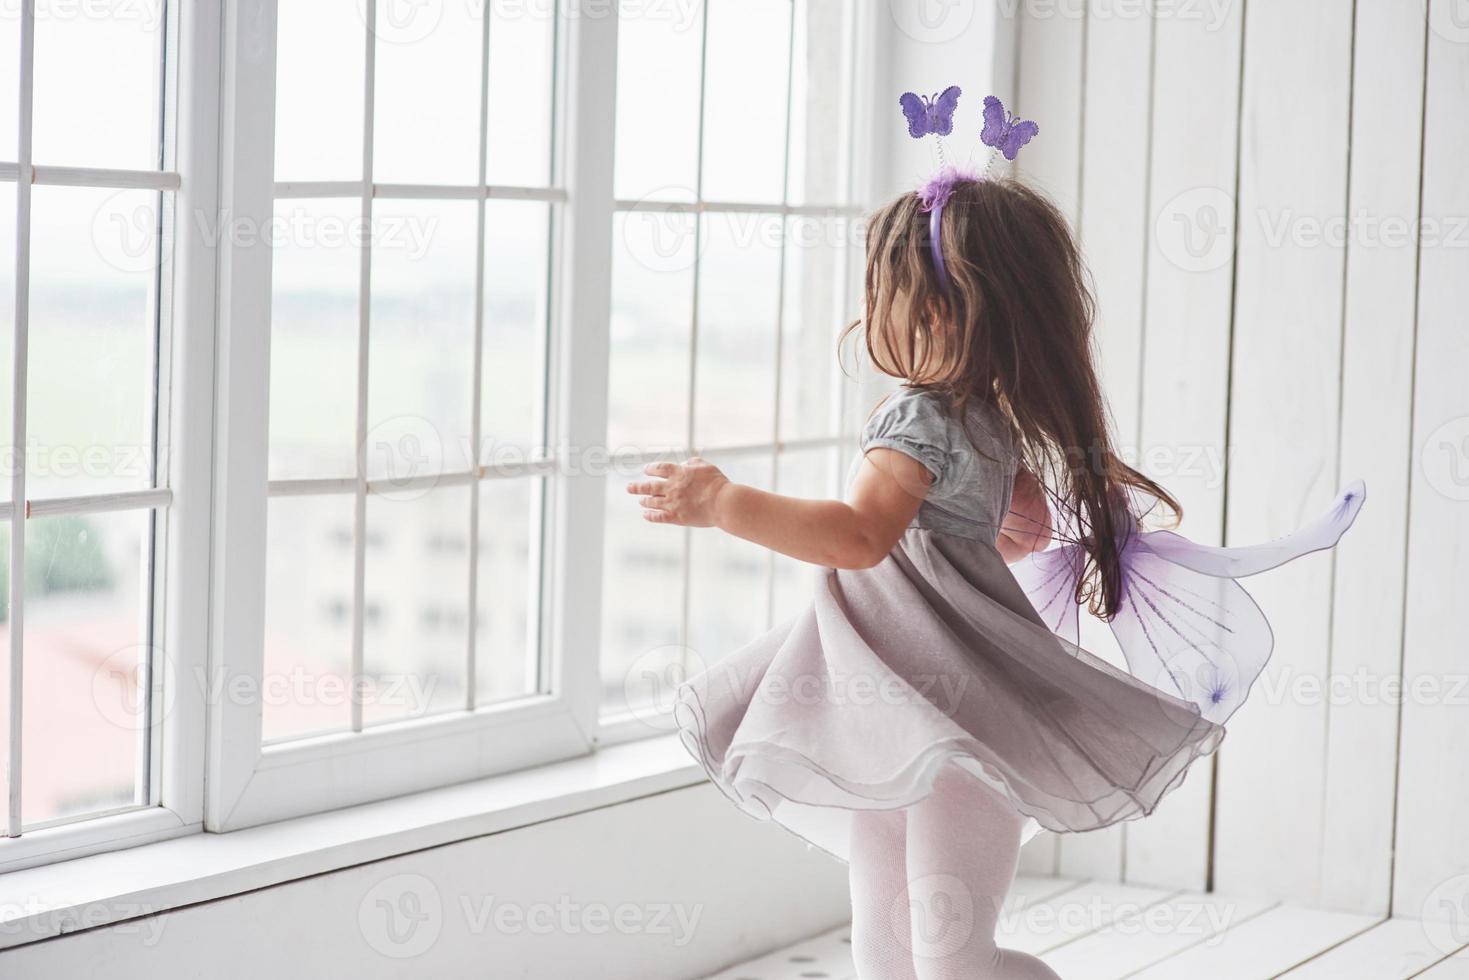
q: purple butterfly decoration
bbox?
[980,95,1040,161]
[899,86,962,139]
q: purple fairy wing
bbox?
[899,92,929,138]
[1011,544,1083,647]
[929,85,962,137]
[998,119,1040,160]
[1108,548,1274,725]
[980,95,1008,148]
[1143,481,1365,579]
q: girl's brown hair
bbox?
[844,177,1180,619]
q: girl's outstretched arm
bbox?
[626,449,930,570]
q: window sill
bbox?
[0,734,702,952]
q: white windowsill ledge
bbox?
[0,734,702,953]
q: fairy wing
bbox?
[980,95,1008,147]
[1107,545,1274,725]
[1011,543,1083,647]
[1144,480,1365,579]
[930,85,963,137]
[899,92,929,138]
[1106,481,1364,723]
[1018,481,1365,725]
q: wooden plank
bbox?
[1016,0,1084,226]
[1211,0,1355,904]
[1007,875,1084,913]
[1418,943,1469,979]
[1014,0,1085,878]
[1125,0,1245,892]
[999,880,1174,956]
[1040,891,1273,979]
[702,925,855,980]
[1077,0,1151,441]
[1125,905,1379,980]
[1391,0,1469,925]
[1060,0,1155,883]
[1280,918,1459,979]
[1319,0,1427,916]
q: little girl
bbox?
[626,155,1361,977]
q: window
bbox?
[261,0,557,744]
[0,0,875,863]
[602,0,866,723]
[0,0,182,846]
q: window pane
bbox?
[786,0,853,206]
[486,0,555,187]
[368,199,478,478]
[262,494,355,743]
[0,191,14,503]
[275,0,366,182]
[363,484,470,725]
[372,0,482,185]
[694,213,781,448]
[700,0,791,204]
[771,446,838,622]
[475,477,538,705]
[31,0,164,170]
[686,452,772,662]
[780,213,853,441]
[600,459,684,709]
[608,210,695,452]
[28,185,157,499]
[481,201,549,462]
[269,197,361,481]
[0,8,17,161]
[14,508,150,828]
[612,0,704,203]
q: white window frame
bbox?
[0,0,882,863]
[0,0,218,874]
[204,0,615,832]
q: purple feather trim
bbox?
[917,164,980,213]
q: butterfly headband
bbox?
[899,87,1039,293]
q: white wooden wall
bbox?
[1012,0,1468,917]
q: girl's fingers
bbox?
[644,461,678,478]
[638,495,665,509]
[625,479,667,495]
[642,509,672,524]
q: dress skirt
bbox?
[674,527,1224,861]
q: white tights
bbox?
[848,767,1062,980]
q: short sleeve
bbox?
[860,389,954,490]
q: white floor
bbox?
[701,876,1469,980]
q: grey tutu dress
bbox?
[673,386,1364,861]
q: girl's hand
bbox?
[627,458,731,528]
